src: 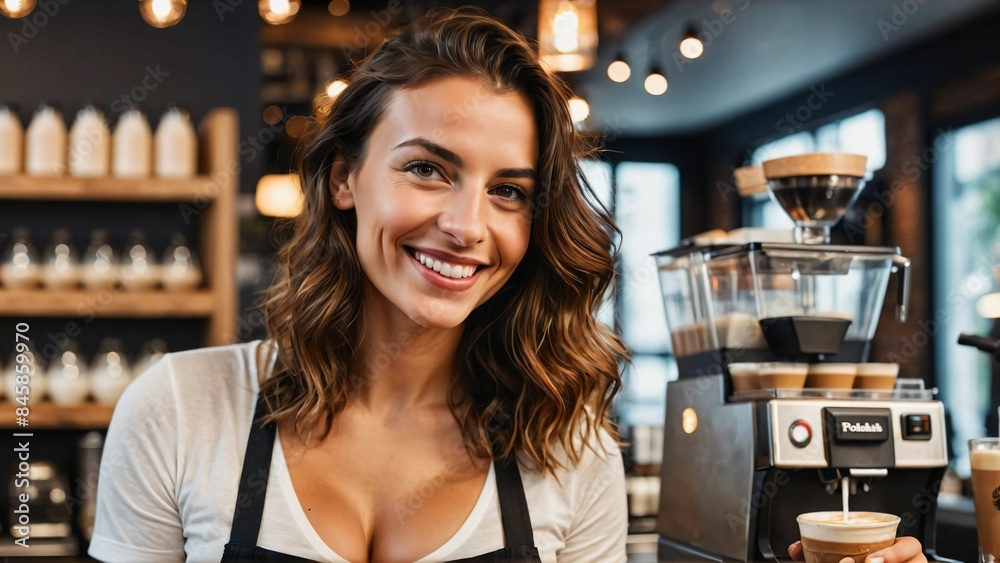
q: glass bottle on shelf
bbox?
[81,229,119,290]
[161,233,202,291]
[46,341,90,406]
[89,338,133,405]
[0,104,23,175]
[69,104,111,177]
[134,338,168,376]
[41,228,80,290]
[154,106,197,179]
[25,103,67,176]
[121,229,159,291]
[112,108,152,178]
[3,340,46,402]
[0,228,41,290]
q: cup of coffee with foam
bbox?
[969,438,1000,562]
[854,363,899,390]
[796,511,899,563]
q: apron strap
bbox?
[493,458,535,547]
[228,393,276,546]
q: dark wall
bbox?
[0,1,261,195]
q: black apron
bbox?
[221,395,543,562]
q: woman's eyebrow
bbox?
[392,137,463,167]
[392,137,536,180]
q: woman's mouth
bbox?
[406,248,482,279]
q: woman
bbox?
[89,8,929,563]
[91,8,626,563]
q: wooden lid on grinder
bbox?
[762,153,867,179]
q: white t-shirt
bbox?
[89,339,627,562]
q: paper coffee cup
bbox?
[797,511,899,563]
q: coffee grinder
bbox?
[653,153,956,562]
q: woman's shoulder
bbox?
[522,407,625,488]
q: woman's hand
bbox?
[789,537,927,563]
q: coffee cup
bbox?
[969,438,1000,562]
[806,363,857,390]
[854,363,899,390]
[728,363,758,393]
[756,362,808,390]
[796,511,900,563]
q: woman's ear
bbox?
[330,157,355,210]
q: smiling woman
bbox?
[89,7,629,563]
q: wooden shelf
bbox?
[0,401,115,429]
[0,289,217,318]
[0,175,219,202]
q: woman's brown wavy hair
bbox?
[260,7,628,476]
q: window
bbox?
[745,109,886,228]
[580,160,681,428]
[934,116,1000,475]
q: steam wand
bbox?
[957,333,1000,360]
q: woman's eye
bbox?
[405,161,442,180]
[491,184,528,202]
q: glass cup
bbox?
[796,511,899,563]
[969,438,1000,562]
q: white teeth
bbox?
[412,251,479,279]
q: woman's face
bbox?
[335,76,538,329]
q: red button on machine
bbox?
[789,419,812,448]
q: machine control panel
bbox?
[901,413,933,440]
[768,399,947,468]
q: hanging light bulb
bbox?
[0,0,35,18]
[259,0,301,25]
[538,0,598,72]
[325,79,348,99]
[679,26,704,59]
[256,174,304,217]
[607,53,631,83]
[327,0,349,16]
[644,67,668,96]
[139,0,186,28]
[568,96,590,123]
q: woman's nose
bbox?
[437,185,487,246]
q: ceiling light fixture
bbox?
[0,0,36,18]
[607,53,631,83]
[138,0,186,28]
[679,25,704,59]
[644,66,668,96]
[538,0,598,72]
[259,0,300,25]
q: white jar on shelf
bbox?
[41,228,81,290]
[3,343,46,402]
[69,105,111,177]
[89,338,133,405]
[112,109,152,178]
[0,228,41,290]
[47,345,89,406]
[161,233,202,291]
[121,229,159,291]
[80,229,119,290]
[0,104,24,175]
[154,106,197,179]
[25,104,67,177]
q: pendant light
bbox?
[607,53,631,83]
[259,0,301,25]
[644,67,668,96]
[644,37,667,96]
[256,174,303,217]
[0,0,36,18]
[679,25,704,60]
[327,0,349,16]
[139,0,186,28]
[538,0,598,72]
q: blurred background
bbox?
[0,0,998,559]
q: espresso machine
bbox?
[653,154,956,562]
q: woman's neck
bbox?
[350,299,466,418]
